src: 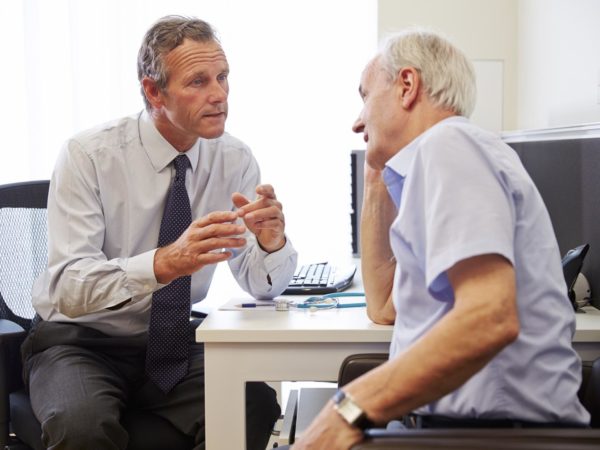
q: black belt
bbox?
[407,415,587,429]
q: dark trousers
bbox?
[21,319,280,450]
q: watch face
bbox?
[338,397,365,424]
[333,390,366,426]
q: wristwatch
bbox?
[332,389,374,430]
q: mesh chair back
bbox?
[0,180,49,392]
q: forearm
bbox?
[347,303,517,423]
[361,167,397,324]
[48,250,158,317]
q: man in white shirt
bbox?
[22,15,297,450]
[293,29,588,449]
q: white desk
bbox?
[195,265,600,450]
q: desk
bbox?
[573,306,600,360]
[196,266,600,450]
[196,260,389,450]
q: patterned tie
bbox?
[146,154,192,393]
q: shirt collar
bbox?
[383,115,466,206]
[384,115,467,177]
[138,110,199,173]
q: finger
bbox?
[195,251,233,266]
[244,204,283,223]
[194,237,247,253]
[238,197,281,217]
[231,192,250,209]
[192,223,247,240]
[255,184,276,199]
[193,211,239,228]
[248,218,284,230]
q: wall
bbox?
[517,0,600,129]
[377,0,518,130]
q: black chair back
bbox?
[0,180,49,394]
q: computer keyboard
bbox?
[283,262,357,295]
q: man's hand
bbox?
[292,401,363,450]
[232,184,286,253]
[154,211,246,284]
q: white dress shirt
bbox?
[32,111,297,336]
[383,116,589,424]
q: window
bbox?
[1,0,376,260]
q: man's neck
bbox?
[150,110,196,152]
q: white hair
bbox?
[379,28,476,117]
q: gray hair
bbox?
[379,29,476,117]
[137,15,220,111]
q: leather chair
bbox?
[0,180,194,450]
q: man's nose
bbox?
[209,82,228,103]
[352,115,365,134]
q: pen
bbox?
[238,303,273,308]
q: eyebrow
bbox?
[185,65,228,82]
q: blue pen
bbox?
[238,303,273,308]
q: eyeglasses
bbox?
[293,292,366,311]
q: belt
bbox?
[407,415,586,429]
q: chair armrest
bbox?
[0,319,26,447]
[352,428,600,449]
[0,319,25,341]
[338,353,388,387]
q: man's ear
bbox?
[397,67,420,109]
[141,77,164,110]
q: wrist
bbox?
[258,236,286,253]
[153,246,177,284]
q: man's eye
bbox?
[192,78,205,86]
[218,73,229,82]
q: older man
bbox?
[293,29,588,449]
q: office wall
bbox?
[377,0,518,130]
[517,0,600,129]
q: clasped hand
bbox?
[154,184,285,284]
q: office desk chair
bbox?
[0,180,193,450]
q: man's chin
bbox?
[199,125,226,140]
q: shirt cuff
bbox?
[124,249,163,295]
[262,236,296,273]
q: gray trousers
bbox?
[21,319,280,450]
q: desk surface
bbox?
[196,307,391,343]
[574,306,600,341]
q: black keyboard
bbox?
[283,262,357,295]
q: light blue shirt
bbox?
[383,116,589,424]
[33,111,297,336]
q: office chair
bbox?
[0,180,194,450]
[308,353,600,449]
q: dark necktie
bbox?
[146,154,192,393]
